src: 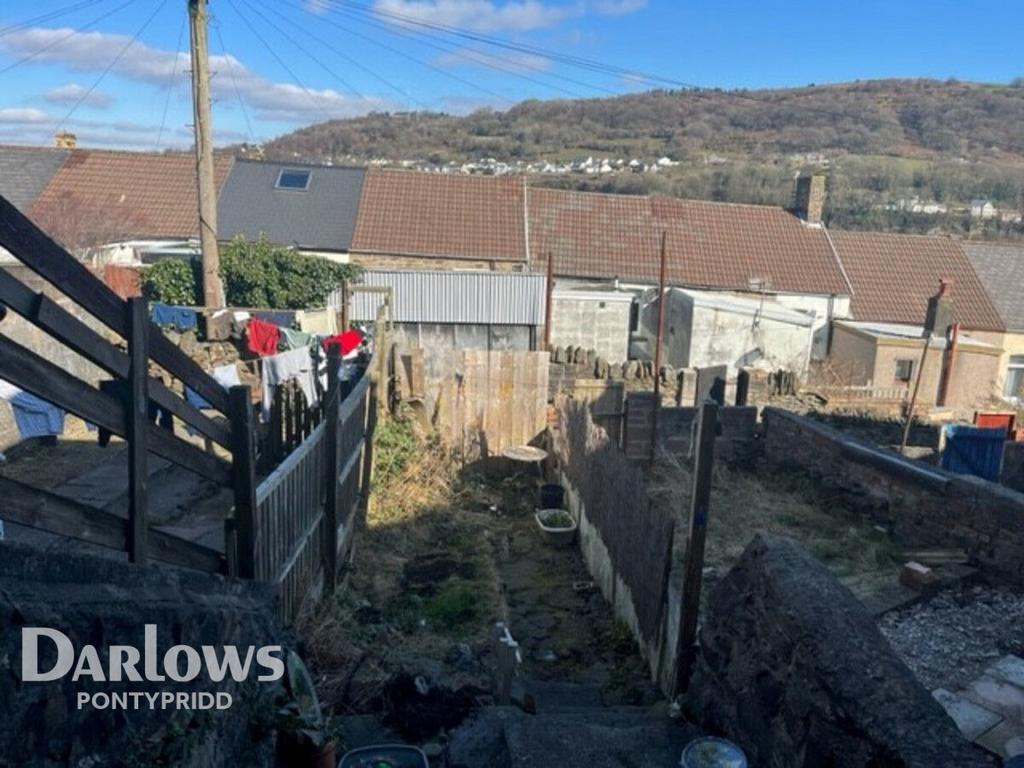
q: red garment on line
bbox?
[246,318,281,357]
[321,330,363,359]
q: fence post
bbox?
[324,349,342,593]
[126,297,149,565]
[229,385,257,580]
[674,399,718,695]
[735,369,750,406]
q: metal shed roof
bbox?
[347,270,546,325]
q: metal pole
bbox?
[649,231,668,463]
[675,399,718,694]
[189,0,222,308]
[544,250,555,351]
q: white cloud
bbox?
[0,107,49,124]
[0,26,390,123]
[304,0,332,13]
[591,0,645,15]
[43,83,113,108]
[372,0,579,33]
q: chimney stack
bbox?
[54,131,77,149]
[794,172,826,224]
[925,279,955,337]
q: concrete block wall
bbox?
[623,393,758,460]
[763,408,1024,584]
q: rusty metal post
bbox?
[649,231,668,464]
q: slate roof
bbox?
[30,149,234,239]
[528,187,851,296]
[351,169,527,262]
[964,242,1024,331]
[218,159,364,251]
[829,231,1004,331]
[0,146,69,212]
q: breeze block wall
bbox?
[763,407,1024,584]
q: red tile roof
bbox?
[351,169,527,262]
[30,149,234,239]
[829,231,1004,331]
[529,187,851,296]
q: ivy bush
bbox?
[141,235,360,309]
[141,258,201,305]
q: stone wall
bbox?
[623,392,758,461]
[0,542,283,767]
[763,407,1024,584]
[687,534,989,768]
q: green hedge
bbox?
[141,235,360,309]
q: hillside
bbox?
[262,78,1024,238]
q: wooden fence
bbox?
[0,195,377,623]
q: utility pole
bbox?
[649,231,668,464]
[189,0,222,308]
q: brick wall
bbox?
[763,408,1024,584]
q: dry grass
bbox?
[301,412,505,713]
[649,451,900,583]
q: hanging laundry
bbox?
[0,381,65,440]
[261,348,316,421]
[320,329,364,360]
[184,364,241,410]
[278,326,312,352]
[253,309,296,328]
[150,303,198,332]
[246,318,281,357]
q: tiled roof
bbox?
[528,187,850,295]
[0,146,69,211]
[351,169,527,261]
[830,231,1004,331]
[964,242,1024,331]
[219,160,365,251]
[30,149,234,239]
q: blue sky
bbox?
[0,0,1022,149]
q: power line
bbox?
[0,0,140,77]
[223,0,335,123]
[0,0,112,38]
[212,19,257,145]
[239,0,369,104]
[268,0,515,106]
[50,0,167,139]
[245,0,427,109]
[312,1,617,98]
[154,6,186,150]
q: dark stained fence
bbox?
[558,397,675,643]
[0,194,377,624]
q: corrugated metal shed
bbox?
[345,270,546,325]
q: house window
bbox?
[275,168,311,190]
[894,358,915,383]
[1005,355,1024,399]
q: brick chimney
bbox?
[794,173,826,224]
[925,279,954,337]
[54,131,77,149]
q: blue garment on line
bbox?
[184,386,211,410]
[151,303,198,332]
[10,391,64,439]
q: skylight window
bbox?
[276,168,311,190]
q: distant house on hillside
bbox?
[970,199,997,220]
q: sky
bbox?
[0,0,1022,150]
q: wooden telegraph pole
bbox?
[189,0,223,308]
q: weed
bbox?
[424,581,483,630]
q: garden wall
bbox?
[550,396,680,695]
[763,407,1024,583]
